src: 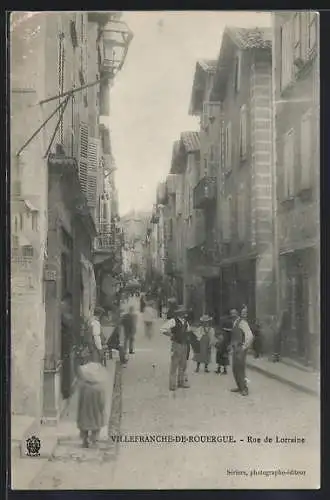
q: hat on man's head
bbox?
[200,314,213,323]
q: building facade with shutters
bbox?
[273,12,319,367]
[188,28,275,336]
[11,12,129,423]
[188,60,221,322]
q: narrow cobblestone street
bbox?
[30,307,320,490]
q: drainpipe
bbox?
[271,15,280,323]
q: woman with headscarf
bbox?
[193,315,216,373]
[76,346,108,448]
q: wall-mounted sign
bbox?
[44,269,57,281]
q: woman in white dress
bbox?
[193,315,216,373]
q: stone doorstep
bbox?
[246,355,319,396]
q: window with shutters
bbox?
[78,122,89,196]
[307,12,317,55]
[234,52,242,92]
[293,12,317,68]
[22,246,34,258]
[283,128,295,199]
[87,137,100,207]
[300,109,313,190]
[225,122,232,172]
[293,13,301,60]
[80,14,88,108]
[202,101,221,129]
[58,32,65,143]
[280,20,293,91]
[239,104,247,160]
[237,192,246,241]
[222,196,232,242]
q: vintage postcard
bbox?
[10,10,320,490]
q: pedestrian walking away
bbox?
[160,305,191,391]
[230,307,254,396]
[106,309,126,365]
[122,305,137,355]
[76,349,108,449]
[143,301,156,339]
[194,315,216,373]
[140,293,146,313]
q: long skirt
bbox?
[77,381,106,432]
[193,334,211,364]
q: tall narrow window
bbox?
[234,52,242,92]
[293,12,301,60]
[222,196,232,242]
[308,12,317,53]
[237,191,246,241]
[32,212,38,231]
[300,109,313,190]
[225,122,232,172]
[283,128,295,199]
[281,20,293,91]
[58,33,65,143]
[239,104,248,160]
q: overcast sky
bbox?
[109,11,271,216]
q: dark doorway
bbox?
[205,277,221,326]
[61,324,72,400]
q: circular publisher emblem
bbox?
[26,435,41,456]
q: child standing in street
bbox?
[214,328,231,374]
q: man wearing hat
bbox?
[230,306,254,396]
[160,305,190,391]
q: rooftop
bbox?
[225,26,272,50]
[180,131,200,153]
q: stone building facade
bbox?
[11,11,131,422]
[273,12,319,367]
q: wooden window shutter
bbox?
[78,122,89,196]
[308,12,317,53]
[240,105,247,159]
[87,137,100,207]
[237,192,245,241]
[226,122,232,170]
[293,13,301,60]
[300,12,308,60]
[281,20,293,91]
[222,197,231,242]
[300,110,312,189]
[283,129,295,198]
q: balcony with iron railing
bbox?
[193,176,217,210]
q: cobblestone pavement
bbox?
[31,308,320,490]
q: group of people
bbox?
[74,294,257,449]
[160,303,254,396]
